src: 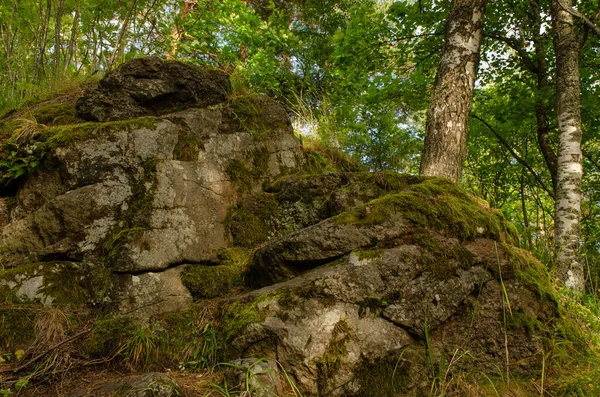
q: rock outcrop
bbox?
[0,57,305,318]
[221,176,554,396]
[0,57,564,397]
[76,57,231,122]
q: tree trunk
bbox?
[532,0,558,194]
[33,0,52,84]
[419,0,487,182]
[54,0,65,77]
[107,0,138,71]
[64,0,80,74]
[551,0,584,293]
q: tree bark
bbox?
[54,0,65,76]
[551,0,584,293]
[64,0,80,74]
[33,0,52,84]
[419,0,487,182]
[532,0,558,194]
[107,0,138,71]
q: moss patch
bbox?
[317,319,353,393]
[355,247,385,261]
[355,355,410,396]
[84,315,136,358]
[226,193,279,248]
[225,147,270,193]
[173,129,201,161]
[504,244,557,302]
[228,94,288,136]
[407,232,475,279]
[335,178,518,243]
[0,304,37,354]
[0,262,111,307]
[221,294,277,343]
[181,248,251,299]
[29,101,81,126]
[39,262,112,306]
[103,158,161,266]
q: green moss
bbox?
[229,94,287,136]
[181,248,251,299]
[29,101,80,126]
[504,245,557,302]
[226,193,279,248]
[85,316,136,357]
[39,262,112,306]
[407,232,474,279]
[221,294,276,342]
[103,158,161,266]
[334,178,517,243]
[41,117,160,150]
[355,355,410,396]
[317,319,353,393]
[173,129,201,161]
[355,247,384,261]
[0,305,37,353]
[0,262,112,307]
[358,296,389,318]
[225,147,270,193]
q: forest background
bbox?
[0,0,598,293]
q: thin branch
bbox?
[557,0,600,38]
[471,114,555,199]
[583,149,600,171]
[0,328,91,374]
[485,31,538,74]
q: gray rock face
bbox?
[0,62,305,317]
[229,228,553,396]
[225,358,283,397]
[76,57,231,122]
[112,266,193,320]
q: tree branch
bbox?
[557,0,600,38]
[471,114,555,199]
[583,149,600,171]
[484,31,538,74]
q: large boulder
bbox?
[221,176,555,396]
[0,58,305,318]
[76,57,231,122]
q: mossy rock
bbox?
[317,319,353,393]
[0,262,112,307]
[227,93,290,136]
[84,315,137,358]
[227,193,280,248]
[225,147,270,193]
[29,101,82,126]
[334,178,518,243]
[181,248,252,299]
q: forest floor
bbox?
[13,367,214,397]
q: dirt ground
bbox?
[2,367,218,397]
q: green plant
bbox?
[0,141,44,185]
[186,323,219,370]
[122,324,162,369]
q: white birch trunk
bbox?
[552,0,584,293]
[419,0,487,182]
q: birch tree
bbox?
[419,0,487,182]
[551,0,585,293]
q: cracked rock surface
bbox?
[0,58,305,318]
